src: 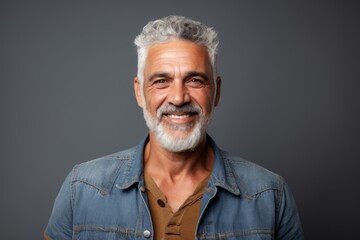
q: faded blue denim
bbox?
[45,135,304,239]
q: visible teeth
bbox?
[167,114,190,119]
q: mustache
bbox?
[157,104,202,119]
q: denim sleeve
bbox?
[44,171,73,240]
[276,180,304,240]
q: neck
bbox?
[144,132,214,183]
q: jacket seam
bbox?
[275,176,285,221]
[244,187,281,200]
[70,165,78,215]
[197,228,275,238]
[73,224,137,234]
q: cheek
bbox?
[191,91,214,112]
[144,89,168,111]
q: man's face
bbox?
[134,40,221,152]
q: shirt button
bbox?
[157,199,166,208]
[143,230,151,238]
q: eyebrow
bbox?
[147,73,171,82]
[147,71,210,82]
[185,71,210,82]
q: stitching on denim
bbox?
[113,154,132,160]
[197,228,274,239]
[72,179,107,195]
[103,159,124,195]
[71,164,79,213]
[197,183,216,237]
[74,225,146,238]
[72,154,133,194]
[73,224,143,236]
[224,152,283,200]
[275,176,285,219]
[116,145,142,189]
[212,150,240,195]
[245,187,281,200]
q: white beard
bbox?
[142,102,212,152]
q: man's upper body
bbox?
[45,15,304,239]
[45,135,303,239]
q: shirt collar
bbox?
[116,134,241,196]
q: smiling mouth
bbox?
[161,112,198,126]
[157,104,201,123]
[165,113,193,119]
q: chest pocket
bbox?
[197,231,274,240]
[73,225,137,240]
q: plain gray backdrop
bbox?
[1,0,359,239]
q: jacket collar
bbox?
[116,134,241,196]
[207,135,241,196]
[115,135,148,189]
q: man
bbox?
[45,15,304,239]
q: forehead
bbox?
[144,40,212,74]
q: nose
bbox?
[168,82,190,106]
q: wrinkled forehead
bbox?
[144,40,213,77]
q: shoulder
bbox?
[220,149,284,197]
[70,146,138,194]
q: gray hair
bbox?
[134,15,219,83]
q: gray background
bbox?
[1,0,359,239]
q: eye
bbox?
[154,79,166,84]
[187,78,205,87]
[153,79,169,88]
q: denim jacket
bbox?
[45,135,304,239]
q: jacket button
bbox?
[143,230,151,238]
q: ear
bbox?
[134,77,143,108]
[214,76,221,107]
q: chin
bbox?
[154,123,205,152]
[142,106,210,152]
